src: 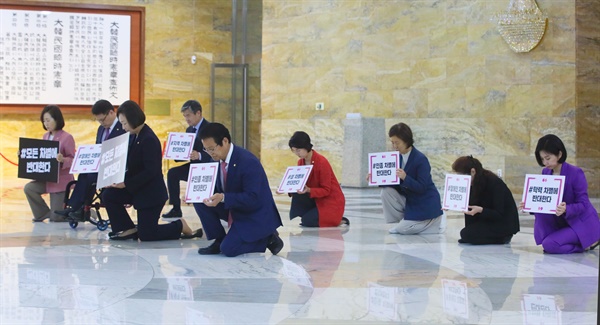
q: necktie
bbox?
[102,128,110,142]
[192,127,197,134]
[221,161,233,227]
[399,155,404,169]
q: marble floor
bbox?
[0,179,598,325]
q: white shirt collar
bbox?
[107,116,119,134]
[401,148,412,168]
[223,142,234,166]
[193,118,204,132]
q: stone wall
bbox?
[260,0,598,197]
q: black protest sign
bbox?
[18,138,59,182]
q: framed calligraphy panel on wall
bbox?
[0,1,144,113]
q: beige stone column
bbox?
[575,1,600,198]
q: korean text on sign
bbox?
[96,133,129,189]
[442,174,471,212]
[368,151,400,186]
[185,162,219,203]
[521,174,565,214]
[277,165,313,193]
[18,137,59,182]
[70,144,102,174]
[163,132,196,160]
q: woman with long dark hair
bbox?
[451,156,520,244]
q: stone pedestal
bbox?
[341,116,386,187]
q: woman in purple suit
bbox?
[526,134,600,254]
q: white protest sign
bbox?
[521,174,566,214]
[163,132,196,160]
[277,165,313,193]
[442,174,472,212]
[521,294,560,325]
[368,151,400,186]
[96,133,129,190]
[70,144,102,174]
[442,279,469,319]
[184,162,219,203]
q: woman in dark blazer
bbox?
[102,100,194,240]
[452,156,520,244]
[286,131,348,227]
[523,134,600,253]
[375,123,445,235]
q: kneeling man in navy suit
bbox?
[194,123,283,257]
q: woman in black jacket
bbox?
[103,100,195,240]
[452,156,520,245]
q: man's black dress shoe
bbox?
[162,208,182,219]
[54,207,74,217]
[68,208,85,222]
[267,233,284,255]
[198,240,222,255]
[181,229,203,239]
[109,231,138,241]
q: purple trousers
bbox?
[534,215,584,254]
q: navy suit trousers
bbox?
[67,173,98,210]
[166,163,191,208]
[193,202,270,257]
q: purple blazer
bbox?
[42,130,76,193]
[534,162,600,249]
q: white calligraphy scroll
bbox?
[521,174,566,214]
[277,165,313,193]
[96,133,129,190]
[0,9,131,105]
[70,144,102,174]
[163,132,196,160]
[442,174,472,212]
[184,162,219,203]
[368,151,400,186]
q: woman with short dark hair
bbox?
[24,105,75,222]
[451,156,520,244]
[102,100,197,240]
[523,134,600,253]
[373,122,445,235]
[285,131,348,227]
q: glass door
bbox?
[210,63,248,148]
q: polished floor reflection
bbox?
[0,182,598,324]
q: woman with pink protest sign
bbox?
[451,156,519,245]
[521,134,599,254]
[286,131,348,227]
